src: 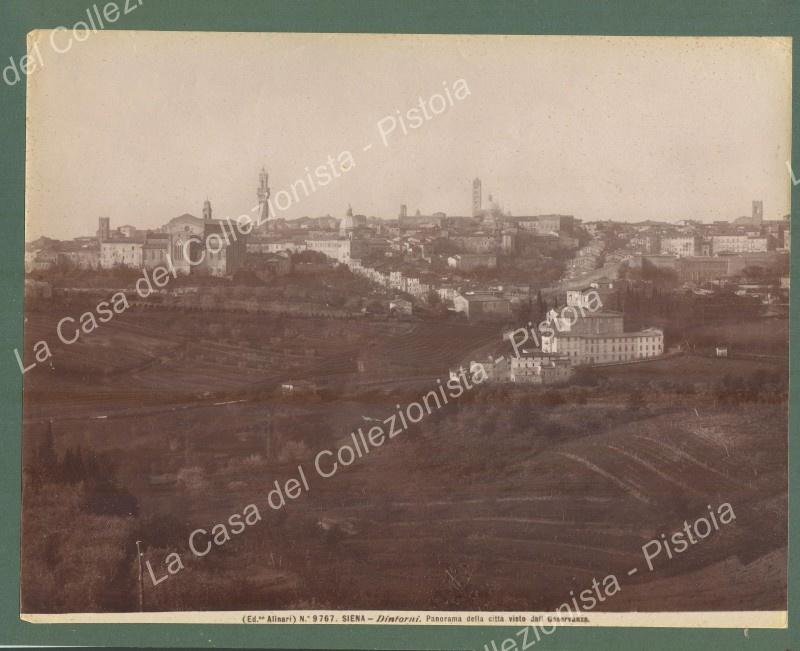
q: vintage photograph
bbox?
[20,32,789,626]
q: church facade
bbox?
[97,199,247,277]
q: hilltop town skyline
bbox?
[26,181,789,244]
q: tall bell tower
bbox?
[472,177,482,217]
[752,200,763,225]
[257,167,270,231]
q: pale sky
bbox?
[26,32,792,241]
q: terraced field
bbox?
[21,305,787,613]
[22,307,497,419]
[25,385,784,612]
[296,404,786,610]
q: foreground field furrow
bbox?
[631,435,762,490]
[555,453,652,505]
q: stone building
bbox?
[100,238,143,269]
[542,310,664,365]
[453,292,511,320]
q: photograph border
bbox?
[0,1,796,648]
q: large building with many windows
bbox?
[660,236,697,257]
[509,214,574,235]
[100,238,143,269]
[711,235,771,254]
[541,310,664,365]
[304,237,351,264]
